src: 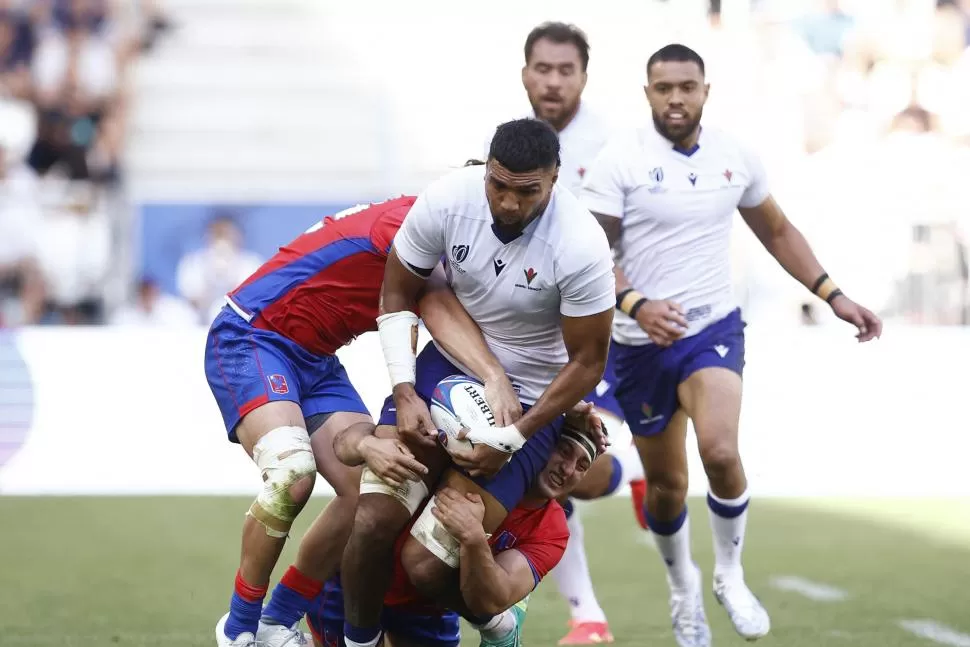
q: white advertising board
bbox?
[0,323,966,497]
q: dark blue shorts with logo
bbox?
[613,308,746,437]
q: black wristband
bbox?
[615,288,635,310]
[627,297,649,319]
[811,273,830,295]
[825,288,844,304]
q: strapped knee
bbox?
[248,425,317,538]
[359,466,429,516]
[409,495,461,569]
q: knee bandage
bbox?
[248,425,317,538]
[359,466,429,516]
[409,495,461,569]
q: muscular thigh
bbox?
[677,367,742,447]
[632,408,689,486]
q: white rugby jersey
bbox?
[581,124,769,345]
[393,164,615,404]
[483,102,613,195]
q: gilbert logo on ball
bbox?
[430,375,496,456]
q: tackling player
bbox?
[338,118,616,647]
[581,43,882,647]
[204,197,522,647]
[309,423,602,647]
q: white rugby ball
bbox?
[430,375,496,455]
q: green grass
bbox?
[2,496,969,646]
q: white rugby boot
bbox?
[713,572,770,640]
[216,613,257,647]
[668,565,712,647]
[256,619,310,646]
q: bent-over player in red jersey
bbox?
[304,424,601,647]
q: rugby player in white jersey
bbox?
[495,21,649,645]
[581,44,882,647]
[339,117,616,647]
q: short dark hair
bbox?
[646,43,705,78]
[488,119,561,173]
[524,21,590,72]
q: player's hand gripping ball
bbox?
[430,375,497,456]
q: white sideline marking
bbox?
[899,619,970,647]
[769,575,848,601]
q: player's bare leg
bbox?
[678,367,769,640]
[402,469,525,647]
[217,401,318,647]
[635,409,710,647]
[551,421,642,645]
[259,413,372,646]
[340,425,448,647]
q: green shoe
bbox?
[478,594,530,647]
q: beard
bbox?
[651,107,703,147]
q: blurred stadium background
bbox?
[1,0,969,645]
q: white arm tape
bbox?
[377,310,419,386]
[464,423,528,453]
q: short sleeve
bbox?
[514,508,569,585]
[392,190,446,272]
[558,225,616,317]
[580,142,627,218]
[738,143,770,209]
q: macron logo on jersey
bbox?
[493,258,506,276]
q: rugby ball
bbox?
[430,375,496,455]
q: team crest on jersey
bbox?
[578,167,586,178]
[524,268,538,284]
[723,169,733,182]
[268,374,289,395]
[648,167,666,193]
[452,244,470,263]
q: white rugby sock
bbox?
[707,488,750,579]
[344,636,381,647]
[474,609,516,640]
[647,507,697,591]
[552,509,607,623]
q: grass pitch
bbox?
[2,496,969,646]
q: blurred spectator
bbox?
[0,2,34,101]
[110,276,196,326]
[795,0,858,60]
[0,143,45,326]
[35,179,110,324]
[176,214,262,324]
[27,0,127,184]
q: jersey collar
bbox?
[647,122,704,157]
